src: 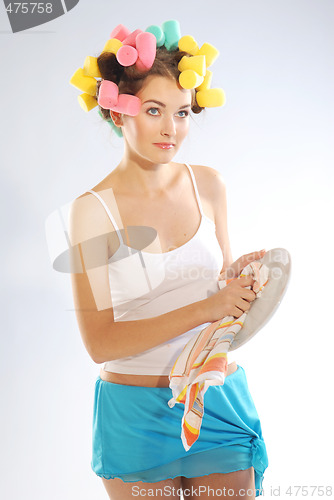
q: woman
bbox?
[69,22,268,499]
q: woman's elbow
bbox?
[88,340,120,365]
[88,340,112,365]
[90,351,105,365]
[90,350,120,365]
[79,320,118,364]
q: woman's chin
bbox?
[153,146,178,161]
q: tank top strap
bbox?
[184,163,204,216]
[86,189,125,245]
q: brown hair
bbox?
[96,46,204,122]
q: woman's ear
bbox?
[110,110,123,128]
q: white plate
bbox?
[229,247,291,351]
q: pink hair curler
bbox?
[135,59,150,72]
[110,24,131,42]
[112,94,142,116]
[122,29,143,47]
[116,45,138,66]
[135,32,156,71]
[97,80,118,109]
[98,80,141,116]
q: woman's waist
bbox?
[99,361,238,388]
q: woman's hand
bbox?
[219,250,266,281]
[200,250,266,323]
[203,275,257,322]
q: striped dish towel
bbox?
[168,260,269,451]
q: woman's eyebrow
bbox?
[143,99,191,110]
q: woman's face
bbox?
[119,75,192,164]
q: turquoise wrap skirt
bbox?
[91,365,268,496]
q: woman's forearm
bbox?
[93,299,208,364]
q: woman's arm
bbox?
[204,166,265,280]
[212,172,233,273]
[69,194,208,364]
[186,164,233,273]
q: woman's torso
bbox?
[88,161,232,387]
[94,161,216,253]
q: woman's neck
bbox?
[115,158,179,196]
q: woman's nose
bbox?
[160,115,176,137]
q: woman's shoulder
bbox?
[69,184,117,245]
[74,168,119,208]
[187,163,227,195]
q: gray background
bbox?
[1,0,333,498]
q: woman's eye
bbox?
[147,108,189,118]
[147,108,159,116]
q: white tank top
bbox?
[87,163,223,375]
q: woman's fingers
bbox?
[237,298,252,312]
[243,249,266,262]
[232,307,244,318]
[238,275,255,286]
[220,250,266,281]
[244,288,257,301]
[235,250,266,275]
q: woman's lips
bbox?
[153,143,175,149]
